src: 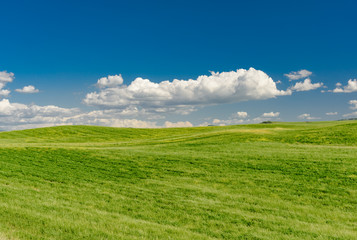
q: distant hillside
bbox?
[1,120,357,146]
[0,121,356,239]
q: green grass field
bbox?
[0,121,356,239]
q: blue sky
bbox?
[1,0,357,130]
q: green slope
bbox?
[0,121,356,239]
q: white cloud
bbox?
[298,113,320,120]
[15,85,39,93]
[110,119,157,128]
[290,78,323,92]
[250,117,268,123]
[0,70,14,97]
[0,89,10,97]
[342,112,357,118]
[0,71,15,83]
[164,121,193,128]
[284,70,312,81]
[236,111,248,118]
[212,118,245,126]
[59,109,161,127]
[211,111,281,126]
[342,101,357,118]
[348,100,357,110]
[0,99,81,130]
[84,68,291,114]
[198,122,211,127]
[0,99,197,131]
[0,99,80,118]
[262,112,280,117]
[97,75,124,88]
[332,88,344,93]
[212,119,221,124]
[326,112,338,116]
[249,112,281,123]
[332,79,357,93]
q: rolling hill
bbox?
[0,121,356,239]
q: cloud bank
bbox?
[0,99,193,131]
[0,67,344,130]
[84,68,291,113]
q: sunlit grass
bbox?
[0,121,356,239]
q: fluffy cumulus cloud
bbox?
[262,112,280,117]
[348,100,357,110]
[284,70,312,81]
[0,71,15,83]
[0,70,40,96]
[333,79,357,93]
[0,70,15,97]
[84,68,291,113]
[15,85,39,93]
[298,113,320,120]
[0,89,10,97]
[97,74,124,88]
[236,111,248,118]
[326,112,338,116]
[290,78,323,92]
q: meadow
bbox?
[0,121,356,239]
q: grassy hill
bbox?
[0,121,356,239]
